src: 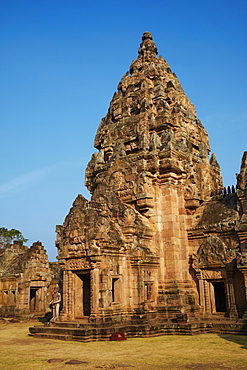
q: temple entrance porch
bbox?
[194,269,237,317]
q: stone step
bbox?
[30,322,207,341]
[29,320,247,342]
[31,332,73,341]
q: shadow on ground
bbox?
[37,312,52,324]
[219,334,247,350]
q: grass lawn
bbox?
[0,320,247,369]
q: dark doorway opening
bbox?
[212,281,227,312]
[82,273,90,316]
[30,288,38,311]
[112,278,118,302]
[76,273,91,317]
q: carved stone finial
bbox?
[209,153,220,168]
[236,151,247,190]
[142,31,153,41]
[138,31,158,60]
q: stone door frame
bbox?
[195,269,229,315]
[29,281,46,312]
[207,279,228,314]
[74,270,91,318]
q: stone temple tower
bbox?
[54,32,247,328]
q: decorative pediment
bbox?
[56,183,154,259]
[192,236,236,269]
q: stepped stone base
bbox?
[29,317,247,342]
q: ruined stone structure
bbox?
[30,32,247,339]
[0,241,60,318]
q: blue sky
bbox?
[1,0,246,261]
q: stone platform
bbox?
[29,317,247,342]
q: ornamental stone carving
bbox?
[53,32,247,327]
[67,259,91,270]
[193,236,236,269]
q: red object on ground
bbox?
[110,333,127,341]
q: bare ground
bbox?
[0,320,247,369]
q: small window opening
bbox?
[144,283,152,301]
[112,278,120,303]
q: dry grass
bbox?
[0,321,247,369]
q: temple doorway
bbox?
[211,281,227,312]
[30,287,41,311]
[74,272,91,318]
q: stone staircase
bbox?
[29,316,247,342]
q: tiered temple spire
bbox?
[52,32,247,331]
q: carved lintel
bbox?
[201,270,223,279]
[67,259,91,271]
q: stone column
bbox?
[91,268,99,315]
[17,275,26,310]
[237,249,247,318]
[203,279,211,314]
[238,267,247,301]
[60,269,74,321]
[59,269,67,321]
[226,267,238,318]
[67,270,74,320]
[44,286,48,311]
[196,271,205,312]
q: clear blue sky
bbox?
[1,0,246,261]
